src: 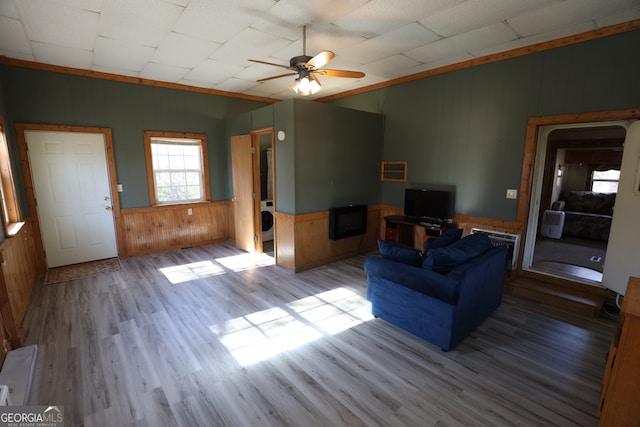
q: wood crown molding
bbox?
[0,56,280,104]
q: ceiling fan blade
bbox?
[310,74,321,85]
[248,59,293,70]
[305,51,335,70]
[257,72,298,82]
[316,69,365,78]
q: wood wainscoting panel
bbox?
[121,201,229,258]
[0,220,43,354]
[276,206,381,272]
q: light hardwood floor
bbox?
[21,242,616,426]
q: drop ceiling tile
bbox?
[259,0,368,33]
[139,62,190,82]
[405,22,518,64]
[507,0,634,37]
[361,54,421,78]
[0,16,32,54]
[594,5,640,27]
[94,37,155,72]
[419,0,557,37]
[184,59,244,85]
[235,63,293,82]
[400,53,476,76]
[99,0,184,47]
[173,0,270,43]
[177,78,214,89]
[0,50,34,62]
[333,0,464,37]
[0,0,19,19]
[16,0,99,50]
[211,28,292,67]
[213,77,260,93]
[151,32,220,69]
[31,42,93,69]
[54,0,102,13]
[342,23,441,63]
[92,64,139,78]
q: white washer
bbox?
[260,200,274,241]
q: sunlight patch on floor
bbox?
[215,252,275,271]
[212,287,374,366]
[159,260,225,284]
[159,252,275,284]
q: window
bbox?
[591,169,620,193]
[0,118,22,236]
[144,131,210,205]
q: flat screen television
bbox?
[404,188,451,222]
[329,205,367,240]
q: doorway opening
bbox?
[256,130,275,258]
[522,122,627,285]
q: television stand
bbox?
[384,215,453,249]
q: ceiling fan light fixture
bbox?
[289,75,321,96]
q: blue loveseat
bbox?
[364,231,507,351]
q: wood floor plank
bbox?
[20,242,616,426]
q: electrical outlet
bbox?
[187,208,192,215]
[506,189,518,199]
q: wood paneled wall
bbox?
[275,206,381,272]
[120,201,230,258]
[0,220,43,363]
[272,205,523,272]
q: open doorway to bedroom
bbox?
[523,122,627,284]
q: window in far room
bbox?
[591,169,620,193]
[0,118,22,236]
[144,131,210,205]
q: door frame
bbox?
[516,109,640,279]
[15,123,123,265]
[521,120,629,285]
[251,127,275,255]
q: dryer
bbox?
[260,200,274,241]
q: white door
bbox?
[26,130,118,267]
[602,121,640,296]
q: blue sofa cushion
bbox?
[423,232,492,273]
[365,257,460,304]
[377,240,423,266]
[424,228,463,252]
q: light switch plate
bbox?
[506,189,517,199]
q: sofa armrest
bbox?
[364,256,460,304]
[446,246,507,309]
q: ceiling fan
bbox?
[249,25,365,96]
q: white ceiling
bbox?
[1,0,639,101]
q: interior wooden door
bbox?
[231,135,257,253]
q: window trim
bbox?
[144,131,210,206]
[0,117,22,236]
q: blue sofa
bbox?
[364,231,508,351]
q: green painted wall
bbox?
[1,66,270,210]
[328,29,640,221]
[226,100,383,215]
[291,100,383,214]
